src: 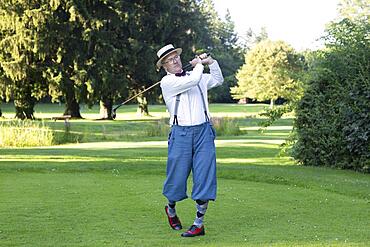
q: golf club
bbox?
[112,53,210,119]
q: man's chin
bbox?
[174,67,182,72]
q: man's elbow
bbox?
[218,77,224,85]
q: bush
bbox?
[292,19,370,173]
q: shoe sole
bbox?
[181,233,205,237]
[181,230,205,237]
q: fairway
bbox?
[0,104,369,246]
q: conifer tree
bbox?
[42,0,128,119]
[0,0,52,119]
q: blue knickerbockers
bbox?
[163,122,217,202]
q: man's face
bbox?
[162,52,182,74]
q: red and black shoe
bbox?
[181,225,205,237]
[164,206,182,230]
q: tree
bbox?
[0,0,52,119]
[40,0,129,119]
[338,0,369,21]
[0,66,7,117]
[78,0,129,119]
[231,40,304,108]
[254,27,269,44]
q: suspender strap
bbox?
[197,85,210,122]
[172,85,209,125]
[172,94,181,125]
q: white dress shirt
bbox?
[160,61,224,126]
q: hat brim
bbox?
[156,48,182,68]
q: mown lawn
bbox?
[0,103,369,246]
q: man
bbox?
[156,44,223,237]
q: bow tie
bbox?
[175,70,187,77]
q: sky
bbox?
[213,0,340,50]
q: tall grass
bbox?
[212,117,243,136]
[145,117,243,137]
[0,120,53,147]
[145,118,170,137]
[0,120,83,147]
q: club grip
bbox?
[182,53,211,71]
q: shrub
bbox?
[292,19,370,173]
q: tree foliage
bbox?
[338,0,370,21]
[231,40,304,107]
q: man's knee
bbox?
[195,199,208,205]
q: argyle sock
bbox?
[193,200,208,227]
[167,201,176,217]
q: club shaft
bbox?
[113,80,161,111]
[113,63,191,111]
[113,53,210,112]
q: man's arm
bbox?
[160,63,204,98]
[203,59,224,90]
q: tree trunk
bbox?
[63,97,81,118]
[99,98,113,120]
[270,99,275,109]
[137,95,149,116]
[0,108,2,117]
[63,81,82,118]
[14,88,36,120]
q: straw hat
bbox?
[156,44,182,68]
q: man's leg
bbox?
[182,123,216,237]
[181,199,208,237]
[165,200,182,230]
[193,199,209,227]
[191,123,217,201]
[163,127,192,201]
[163,126,192,230]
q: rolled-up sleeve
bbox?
[203,60,224,90]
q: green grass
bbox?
[0,103,369,246]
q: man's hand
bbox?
[199,53,214,65]
[189,56,202,67]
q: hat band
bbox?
[159,47,176,60]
